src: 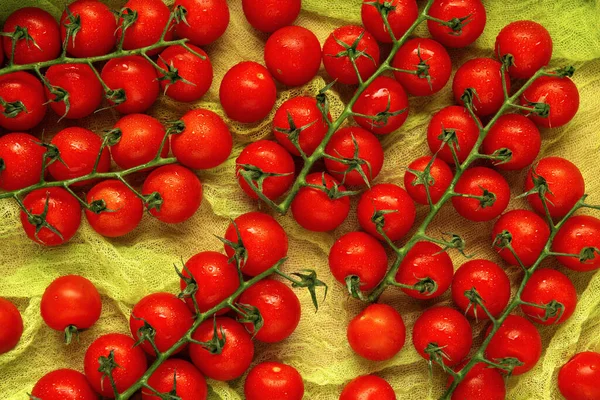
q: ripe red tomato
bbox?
[2,7,61,64]
[143,359,207,400]
[484,314,541,375]
[129,292,193,355]
[291,172,350,232]
[453,58,510,117]
[492,209,550,266]
[520,75,579,128]
[427,105,480,164]
[111,113,169,169]
[520,268,577,325]
[174,0,229,46]
[553,215,600,272]
[61,0,117,57]
[0,298,23,354]
[452,166,510,222]
[189,317,254,381]
[427,0,486,48]
[451,259,510,319]
[404,156,454,205]
[236,140,295,200]
[44,64,103,119]
[117,0,173,55]
[324,127,384,186]
[361,0,418,43]
[220,61,277,123]
[396,241,454,299]
[157,45,213,102]
[481,113,541,171]
[322,25,380,85]
[558,351,600,400]
[352,77,409,135]
[329,231,387,291]
[0,72,47,131]
[101,55,159,114]
[86,180,144,237]
[20,188,82,246]
[347,304,405,361]
[41,275,101,338]
[141,165,202,224]
[525,157,584,219]
[265,26,321,86]
[0,133,46,191]
[393,38,452,96]
[84,333,148,397]
[245,362,304,400]
[47,127,111,186]
[172,108,232,169]
[238,279,301,343]
[31,369,97,400]
[224,212,288,276]
[340,375,396,400]
[448,361,506,400]
[242,0,300,33]
[357,183,416,241]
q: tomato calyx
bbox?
[22,192,64,243]
[175,263,200,312]
[521,299,565,323]
[217,220,248,272]
[131,315,160,355]
[97,349,120,393]
[328,31,377,76]
[412,277,439,296]
[487,357,524,377]
[428,14,473,37]
[237,164,294,197]
[424,342,453,372]
[456,186,497,209]
[316,80,336,121]
[61,6,81,48]
[579,246,600,264]
[103,87,127,109]
[518,167,555,211]
[364,1,398,40]
[64,325,80,345]
[324,134,373,186]
[346,275,370,301]
[370,208,398,233]
[463,288,494,320]
[352,93,408,130]
[277,269,328,311]
[0,97,28,119]
[233,303,264,338]
[274,111,318,158]
[156,58,196,95]
[144,191,164,213]
[488,148,513,166]
[1,25,41,63]
[189,317,226,355]
[304,173,359,200]
[43,83,71,121]
[436,128,462,164]
[166,120,186,135]
[114,8,139,40]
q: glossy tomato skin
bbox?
[0,133,46,191]
[347,304,405,361]
[84,333,148,398]
[322,25,380,85]
[61,0,117,57]
[329,231,388,291]
[117,0,173,55]
[189,317,254,381]
[485,315,542,375]
[553,215,600,272]
[396,241,454,299]
[352,77,409,135]
[520,268,577,325]
[340,375,396,400]
[404,156,453,205]
[451,259,510,319]
[220,61,277,123]
[86,180,144,237]
[20,188,82,246]
[427,106,480,164]
[0,298,23,354]
[44,64,103,119]
[448,361,506,400]
[174,0,229,46]
[361,0,418,43]
[158,45,213,102]
[0,72,47,131]
[129,292,194,356]
[452,167,510,222]
[393,38,451,96]
[111,114,168,169]
[520,76,579,128]
[143,359,208,400]
[427,0,486,48]
[31,369,97,400]
[558,351,600,400]
[492,209,550,266]
[224,212,288,276]
[245,362,304,400]
[142,165,202,224]
[242,0,300,33]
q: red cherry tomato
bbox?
[520,268,577,325]
[174,0,230,46]
[44,64,103,119]
[0,298,23,354]
[245,362,304,400]
[157,45,213,102]
[352,77,409,135]
[31,369,97,400]
[347,304,405,361]
[427,105,480,164]
[558,351,600,400]
[142,359,208,400]
[0,133,46,191]
[111,114,169,169]
[553,215,600,272]
[452,166,510,222]
[492,209,550,266]
[117,0,173,55]
[427,0,486,48]
[0,72,47,131]
[520,75,579,128]
[448,361,506,400]
[404,156,454,205]
[340,375,396,400]
[242,0,300,33]
[361,0,418,43]
[61,0,117,57]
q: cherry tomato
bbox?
[361,0,418,43]
[393,38,452,96]
[44,64,103,119]
[452,166,510,222]
[31,369,97,400]
[265,26,321,86]
[485,314,541,375]
[481,113,541,171]
[340,375,396,400]
[525,157,584,219]
[224,211,288,276]
[291,172,350,232]
[520,268,577,325]
[172,108,232,169]
[143,359,208,400]
[427,0,486,48]
[322,25,380,85]
[347,304,405,361]
[189,317,254,381]
[492,209,550,266]
[20,188,82,246]
[101,55,159,114]
[404,156,453,205]
[245,362,304,400]
[451,259,510,319]
[412,306,472,366]
[0,71,47,131]
[324,127,384,186]
[448,361,506,400]
[220,61,277,123]
[236,140,295,201]
[242,0,300,33]
[84,333,148,398]
[61,0,117,57]
[0,133,46,191]
[174,0,230,46]
[520,75,579,128]
[0,298,23,354]
[352,77,409,135]
[141,165,202,224]
[395,241,454,299]
[111,114,168,170]
[329,231,387,291]
[117,0,173,55]
[157,44,213,102]
[558,351,600,400]
[427,105,480,164]
[2,7,61,64]
[553,215,600,272]
[238,279,301,343]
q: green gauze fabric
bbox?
[1,0,600,399]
